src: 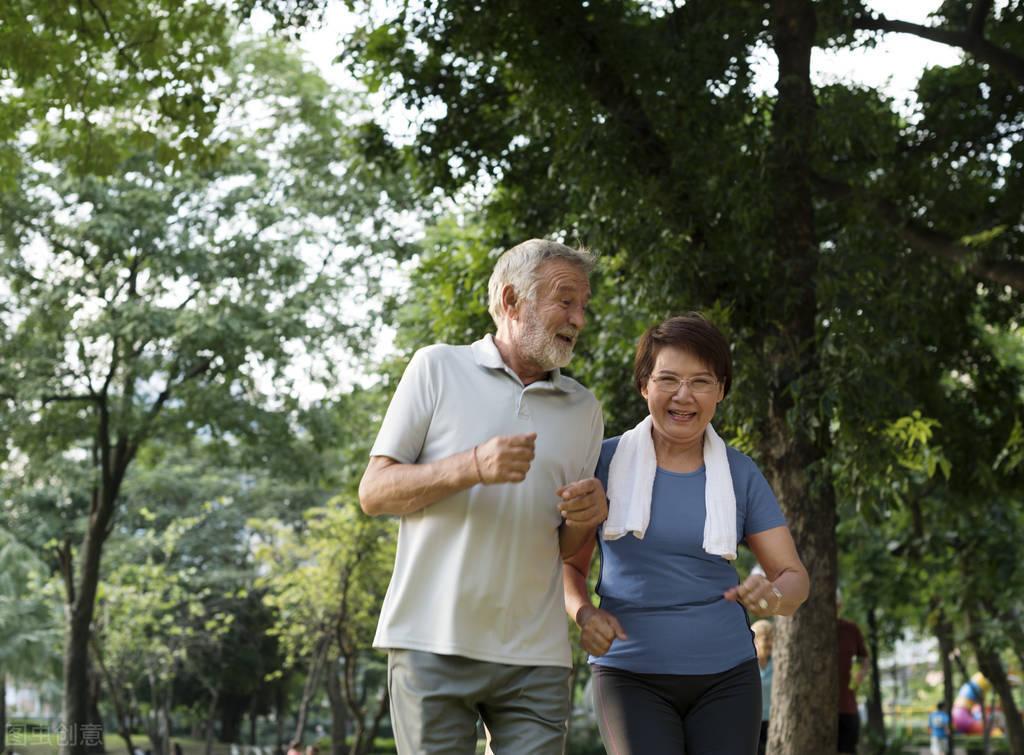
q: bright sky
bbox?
[285,1,970,123]
[756,0,964,113]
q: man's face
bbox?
[514,260,591,371]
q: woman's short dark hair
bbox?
[633,313,732,397]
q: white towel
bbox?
[604,416,737,560]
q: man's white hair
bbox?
[487,239,596,326]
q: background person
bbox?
[360,239,607,754]
[929,700,951,755]
[751,619,774,755]
[563,313,809,754]
[837,594,869,754]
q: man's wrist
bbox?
[471,445,484,484]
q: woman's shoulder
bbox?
[725,444,755,465]
[601,436,622,456]
[724,446,777,503]
[725,445,764,477]
[596,436,622,480]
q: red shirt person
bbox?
[837,616,869,754]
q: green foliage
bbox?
[0,0,233,182]
[884,412,951,481]
[0,35,411,534]
[253,497,395,745]
[96,507,236,696]
[391,216,495,354]
[0,528,61,682]
[0,31,420,746]
[254,500,395,671]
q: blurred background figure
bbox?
[751,619,774,755]
[929,700,950,755]
[837,592,869,755]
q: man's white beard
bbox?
[519,310,576,371]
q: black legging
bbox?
[592,659,762,755]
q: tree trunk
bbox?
[249,707,258,747]
[1001,611,1024,686]
[1,671,7,754]
[293,639,328,746]
[363,687,388,755]
[144,674,170,755]
[349,718,365,755]
[158,690,172,755]
[764,2,836,755]
[204,690,219,755]
[324,661,347,755]
[341,653,367,755]
[62,475,121,755]
[865,607,885,751]
[91,637,136,755]
[88,665,106,754]
[975,643,1024,754]
[64,586,99,755]
[275,683,286,752]
[934,615,956,755]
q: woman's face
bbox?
[641,345,724,450]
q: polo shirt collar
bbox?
[471,334,573,392]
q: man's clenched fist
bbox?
[475,433,536,483]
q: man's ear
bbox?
[501,284,519,320]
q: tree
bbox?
[115,442,314,751]
[0,35,409,754]
[234,2,1024,751]
[0,0,232,184]
[94,509,235,755]
[255,499,395,755]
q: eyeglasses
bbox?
[650,375,720,395]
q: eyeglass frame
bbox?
[648,374,721,395]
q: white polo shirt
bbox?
[370,335,604,668]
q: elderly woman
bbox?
[563,313,809,754]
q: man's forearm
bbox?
[359,450,479,517]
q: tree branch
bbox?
[813,173,1024,291]
[41,394,99,406]
[100,338,120,398]
[855,12,1024,86]
[58,538,76,606]
[85,0,143,74]
[968,0,994,38]
[126,356,215,460]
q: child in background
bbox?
[929,700,950,755]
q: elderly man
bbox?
[359,238,607,754]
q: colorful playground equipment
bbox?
[952,672,994,735]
